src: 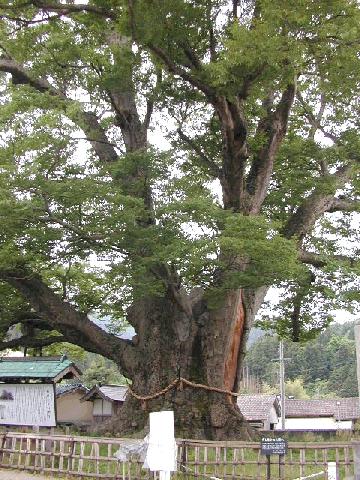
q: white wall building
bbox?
[236,395,360,431]
[275,398,359,431]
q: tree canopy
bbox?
[0,0,359,438]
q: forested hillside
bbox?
[245,321,358,398]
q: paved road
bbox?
[0,469,52,479]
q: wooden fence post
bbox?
[352,441,360,480]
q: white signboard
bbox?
[144,411,177,475]
[0,384,56,426]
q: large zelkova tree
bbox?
[0,0,359,439]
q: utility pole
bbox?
[272,339,290,430]
[279,340,286,430]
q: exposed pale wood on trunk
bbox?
[223,290,245,392]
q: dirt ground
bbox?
[0,469,52,479]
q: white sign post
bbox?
[327,462,338,480]
[144,411,177,480]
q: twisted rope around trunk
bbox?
[127,377,240,403]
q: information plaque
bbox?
[0,383,56,427]
[260,437,288,456]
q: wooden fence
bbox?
[0,432,355,479]
[178,439,354,479]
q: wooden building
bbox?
[0,356,82,427]
[277,397,360,431]
[81,385,127,422]
[237,394,280,430]
[56,384,93,426]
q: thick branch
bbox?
[328,197,360,213]
[148,42,254,212]
[0,268,136,376]
[77,111,118,163]
[144,99,154,131]
[290,271,315,342]
[149,264,193,318]
[0,1,116,20]
[178,128,221,177]
[215,96,249,210]
[308,93,327,141]
[104,33,146,153]
[180,41,202,70]
[232,0,238,19]
[0,56,61,94]
[6,310,42,326]
[299,250,359,268]
[0,334,66,351]
[0,56,118,164]
[148,44,215,99]
[284,163,357,240]
[246,83,296,214]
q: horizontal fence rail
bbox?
[178,439,354,480]
[0,432,355,480]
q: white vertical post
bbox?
[144,411,177,478]
[327,461,338,480]
[279,341,286,430]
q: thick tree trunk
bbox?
[106,286,266,440]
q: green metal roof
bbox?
[0,356,81,382]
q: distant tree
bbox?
[261,383,278,395]
[81,356,127,387]
[325,335,358,397]
[306,379,336,399]
[44,343,127,387]
[246,322,358,398]
[285,378,309,399]
[245,335,279,385]
[44,342,87,363]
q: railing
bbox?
[0,432,355,479]
[0,432,145,479]
[179,439,354,479]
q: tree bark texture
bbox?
[105,286,265,440]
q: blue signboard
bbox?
[261,437,287,456]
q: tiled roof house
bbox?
[237,394,360,431]
[81,385,128,422]
[237,394,280,430]
[280,397,360,431]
